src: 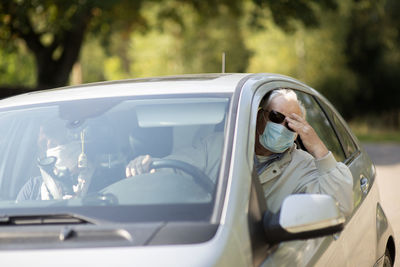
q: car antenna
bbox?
[221,52,226,73]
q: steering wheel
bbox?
[150,159,214,192]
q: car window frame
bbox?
[294,91,347,162]
[314,97,361,164]
[313,95,369,214]
[247,82,282,264]
[247,80,355,264]
[248,83,350,163]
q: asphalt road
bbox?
[363,143,400,267]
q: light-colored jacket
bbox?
[259,145,354,216]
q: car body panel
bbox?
[0,74,247,109]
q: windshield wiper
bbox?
[0,214,93,226]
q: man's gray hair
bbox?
[261,89,306,119]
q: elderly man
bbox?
[254,89,353,215]
[126,89,353,216]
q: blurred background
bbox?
[0,0,399,142]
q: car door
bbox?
[290,90,351,266]
[294,91,380,266]
[247,83,348,266]
[316,98,379,266]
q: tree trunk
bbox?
[35,12,91,89]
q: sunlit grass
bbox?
[349,121,400,143]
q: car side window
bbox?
[333,116,357,157]
[318,101,358,158]
[295,92,346,162]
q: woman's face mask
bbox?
[259,121,296,153]
[46,142,81,172]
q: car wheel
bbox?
[383,248,393,267]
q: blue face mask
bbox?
[259,121,296,153]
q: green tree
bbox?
[148,0,339,74]
[1,0,340,95]
[249,0,337,31]
[346,0,400,125]
[162,3,251,73]
[0,0,143,90]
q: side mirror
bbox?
[263,194,345,244]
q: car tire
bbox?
[383,248,393,267]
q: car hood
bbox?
[0,221,218,249]
[0,222,223,267]
[0,242,219,267]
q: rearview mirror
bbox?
[263,194,345,244]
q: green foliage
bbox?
[250,0,337,31]
[345,0,400,119]
[350,117,400,143]
[178,5,250,73]
[130,30,183,77]
[0,0,94,88]
[79,38,106,83]
[244,1,359,118]
[126,1,251,77]
[0,0,344,90]
[2,0,400,131]
[0,42,35,86]
[0,0,147,89]
[1,0,92,48]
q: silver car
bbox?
[0,73,395,266]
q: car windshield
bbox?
[0,94,230,223]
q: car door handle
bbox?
[360,176,369,195]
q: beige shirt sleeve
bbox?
[296,151,354,216]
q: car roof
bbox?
[0,73,305,109]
